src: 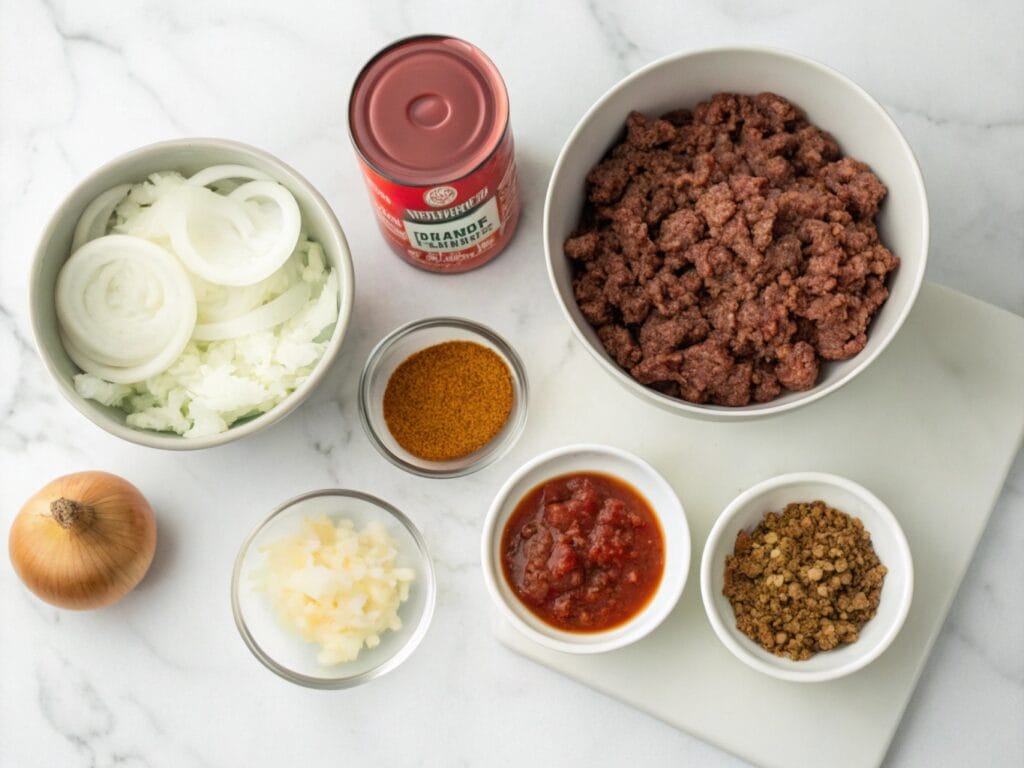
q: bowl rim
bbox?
[481,442,690,654]
[230,487,437,689]
[357,315,529,478]
[543,44,929,420]
[699,471,914,682]
[29,136,356,450]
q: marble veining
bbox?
[1,1,1021,766]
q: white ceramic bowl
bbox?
[700,472,913,682]
[30,138,355,449]
[232,489,436,689]
[545,46,928,420]
[482,444,690,654]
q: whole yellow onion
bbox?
[8,471,157,609]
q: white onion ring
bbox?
[71,184,131,252]
[61,329,189,385]
[56,234,196,381]
[58,235,194,364]
[228,180,302,276]
[187,164,271,189]
[168,186,254,284]
[169,182,299,286]
[192,280,311,341]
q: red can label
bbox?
[356,132,521,273]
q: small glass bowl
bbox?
[231,489,436,689]
[358,317,529,478]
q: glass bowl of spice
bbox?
[359,317,529,478]
[231,489,436,688]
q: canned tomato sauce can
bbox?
[348,36,521,273]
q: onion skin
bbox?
[8,471,157,610]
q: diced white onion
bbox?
[193,280,310,341]
[253,516,414,665]
[71,184,131,252]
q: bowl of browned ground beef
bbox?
[545,47,928,419]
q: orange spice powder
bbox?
[382,341,513,461]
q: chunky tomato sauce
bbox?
[500,472,665,632]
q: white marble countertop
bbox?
[1,1,1021,766]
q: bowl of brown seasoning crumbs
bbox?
[359,317,528,478]
[700,472,913,682]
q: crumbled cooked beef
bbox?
[566,92,899,406]
[639,307,709,357]
[597,324,641,369]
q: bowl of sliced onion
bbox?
[30,138,354,449]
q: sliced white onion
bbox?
[228,180,302,277]
[56,234,196,381]
[168,185,254,283]
[193,252,300,324]
[58,235,194,364]
[61,329,189,385]
[71,184,131,252]
[193,276,265,324]
[192,280,311,341]
[169,182,299,286]
[187,164,271,189]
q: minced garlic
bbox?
[254,515,414,665]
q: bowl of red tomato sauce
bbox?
[482,444,690,653]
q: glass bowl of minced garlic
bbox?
[232,489,436,688]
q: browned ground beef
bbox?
[565,92,899,406]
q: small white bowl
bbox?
[545,46,929,420]
[482,444,690,654]
[700,472,913,682]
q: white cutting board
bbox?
[495,282,1024,768]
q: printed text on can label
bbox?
[403,198,499,253]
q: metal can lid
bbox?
[349,36,510,186]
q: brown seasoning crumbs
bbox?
[723,500,887,661]
[383,340,513,462]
